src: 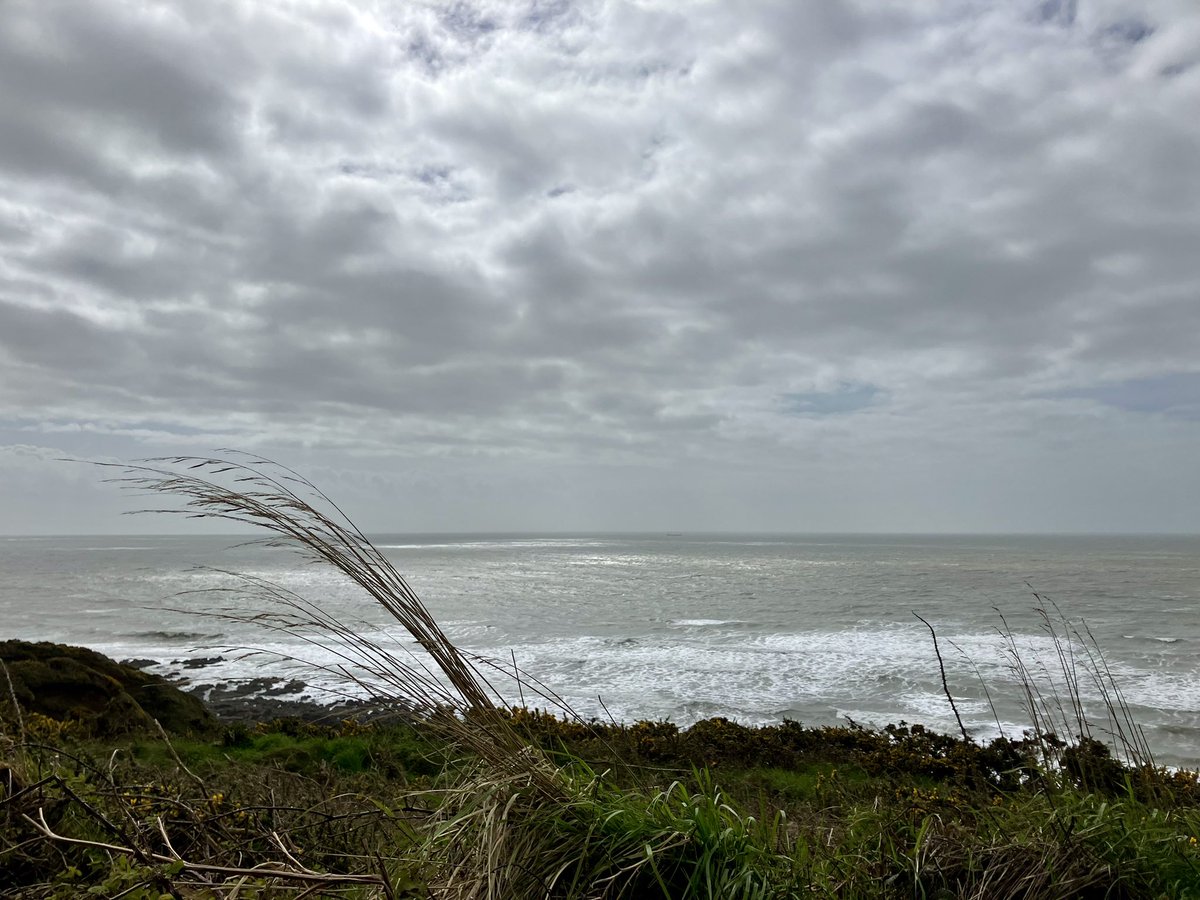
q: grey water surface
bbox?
[2,533,1198,765]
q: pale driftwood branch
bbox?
[154,718,205,789]
[155,816,182,861]
[23,808,386,887]
[270,829,321,875]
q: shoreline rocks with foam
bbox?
[1,640,391,734]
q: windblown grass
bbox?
[994,598,1157,783]
[93,453,796,897]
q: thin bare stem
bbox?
[914,612,970,742]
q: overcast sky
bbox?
[1,0,1198,535]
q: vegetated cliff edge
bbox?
[0,639,215,736]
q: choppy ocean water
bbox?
[3,533,1199,765]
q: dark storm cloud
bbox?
[1,0,1199,533]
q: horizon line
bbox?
[4,529,1199,539]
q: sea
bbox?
[2,533,1199,766]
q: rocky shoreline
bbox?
[118,651,399,724]
[1,639,399,735]
[187,676,392,724]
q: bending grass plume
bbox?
[102,453,788,897]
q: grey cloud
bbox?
[1076,291,1200,369]
[0,1,241,158]
[1037,0,1079,28]
[1096,18,1155,48]
[1,0,1199,532]
[0,301,139,374]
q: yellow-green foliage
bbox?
[8,695,1200,897]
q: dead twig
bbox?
[22,808,387,888]
[914,612,970,743]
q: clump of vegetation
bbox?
[2,455,1198,898]
[0,640,215,737]
[6,706,1200,897]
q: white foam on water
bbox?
[440,621,497,639]
[1120,672,1200,712]
[72,615,1200,766]
[12,533,1199,763]
[466,630,923,727]
[427,624,1200,750]
[378,539,612,551]
[671,619,740,627]
[58,546,157,552]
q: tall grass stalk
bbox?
[105,456,567,781]
[994,598,1155,776]
[103,454,790,897]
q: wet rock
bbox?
[119,658,159,671]
[193,677,388,723]
[176,655,226,670]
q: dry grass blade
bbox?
[98,454,564,794]
[994,595,1156,774]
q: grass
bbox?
[2,453,1199,897]
[6,713,1200,897]
[128,719,445,778]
